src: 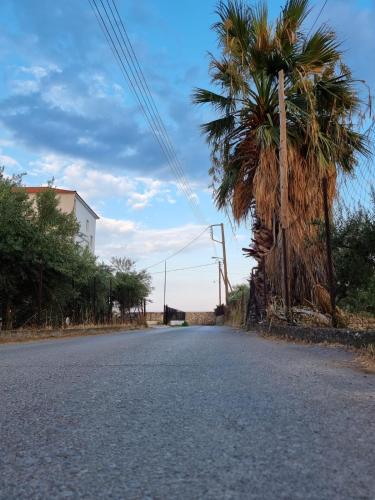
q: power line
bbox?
[150,262,217,274]
[107,0,201,212]
[307,0,328,37]
[144,226,210,270]
[88,0,207,224]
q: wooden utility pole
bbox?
[278,69,291,320]
[218,260,222,305]
[163,260,167,324]
[210,223,230,305]
[220,223,229,305]
[109,277,113,323]
[322,177,337,327]
[93,275,97,324]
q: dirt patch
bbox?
[0,324,146,344]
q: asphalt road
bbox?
[0,326,374,499]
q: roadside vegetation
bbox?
[0,169,152,330]
[333,196,375,315]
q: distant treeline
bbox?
[0,169,152,330]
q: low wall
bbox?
[186,312,215,325]
[251,322,375,348]
[146,312,215,326]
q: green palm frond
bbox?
[201,114,235,144]
[276,0,310,45]
[192,88,234,111]
[296,27,341,72]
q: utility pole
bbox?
[322,177,337,327]
[163,260,167,324]
[278,69,291,321]
[210,223,230,305]
[218,260,222,305]
[109,277,112,323]
[220,223,229,304]
[93,276,97,324]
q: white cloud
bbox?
[12,79,40,95]
[95,218,209,262]
[29,154,178,211]
[12,64,62,96]
[29,154,70,175]
[20,64,61,79]
[0,153,18,166]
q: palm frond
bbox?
[201,115,235,144]
[192,88,233,111]
[296,26,341,72]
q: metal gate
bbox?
[163,305,186,325]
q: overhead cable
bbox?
[149,262,217,274]
[88,0,207,223]
[144,226,210,271]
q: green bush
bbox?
[333,196,375,314]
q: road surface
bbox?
[0,326,374,499]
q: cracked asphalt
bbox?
[0,325,374,499]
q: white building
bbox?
[25,187,99,253]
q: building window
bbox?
[86,219,89,233]
[90,235,93,248]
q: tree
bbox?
[333,197,375,314]
[193,0,370,313]
[228,283,249,304]
[0,168,34,328]
[0,171,153,329]
[112,264,152,321]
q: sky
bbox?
[0,0,374,311]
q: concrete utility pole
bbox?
[278,69,291,321]
[210,223,230,305]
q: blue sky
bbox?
[1,0,374,311]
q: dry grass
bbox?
[250,327,375,374]
[0,323,147,344]
[355,345,375,374]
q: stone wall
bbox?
[145,312,215,326]
[146,312,164,323]
[186,312,215,325]
[251,322,375,348]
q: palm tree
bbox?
[193,0,370,314]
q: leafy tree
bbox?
[110,257,135,273]
[112,265,152,321]
[0,171,152,329]
[228,284,249,304]
[0,168,34,328]
[333,198,375,314]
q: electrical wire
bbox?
[149,262,217,274]
[88,0,207,224]
[144,226,210,270]
[107,0,201,214]
[307,0,328,37]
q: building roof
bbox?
[24,187,76,194]
[24,187,99,220]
